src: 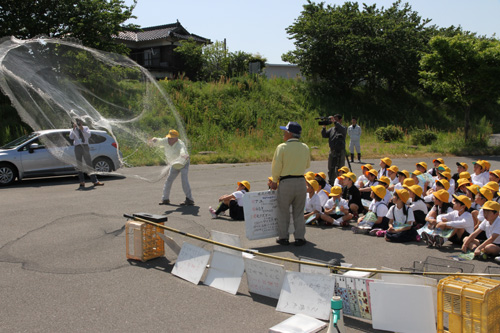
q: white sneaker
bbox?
[495,256,500,263]
[208,206,218,219]
[333,218,342,226]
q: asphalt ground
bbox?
[1,156,500,332]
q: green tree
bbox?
[419,34,500,140]
[282,1,432,92]
[0,0,137,54]
[173,39,205,80]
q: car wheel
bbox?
[93,157,114,173]
[0,163,18,186]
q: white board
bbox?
[171,242,210,285]
[157,233,181,255]
[243,191,279,240]
[370,281,437,333]
[276,271,336,321]
[204,251,245,295]
[299,258,331,275]
[211,230,241,256]
[269,313,327,333]
[244,257,286,299]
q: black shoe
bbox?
[276,238,290,246]
[294,239,307,246]
[180,198,195,206]
[159,199,170,205]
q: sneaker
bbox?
[180,198,195,206]
[434,235,445,248]
[93,182,104,186]
[340,220,350,227]
[208,206,218,219]
[159,199,170,205]
[276,238,290,246]
[415,235,421,242]
[421,232,434,247]
[376,230,386,237]
[294,239,307,246]
[369,228,382,236]
[494,256,500,263]
[332,218,342,226]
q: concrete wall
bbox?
[263,64,303,79]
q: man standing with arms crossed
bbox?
[322,114,347,185]
[270,121,310,246]
[347,116,362,163]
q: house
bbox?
[114,21,211,80]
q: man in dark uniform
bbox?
[321,114,346,185]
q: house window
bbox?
[144,48,160,67]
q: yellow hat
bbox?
[305,175,315,181]
[237,180,251,191]
[459,171,471,179]
[307,179,320,192]
[452,194,472,209]
[412,170,422,176]
[483,160,491,170]
[361,163,373,171]
[457,178,470,188]
[341,172,357,182]
[433,158,444,164]
[489,170,500,179]
[437,164,451,173]
[416,161,428,170]
[484,181,500,193]
[466,184,480,196]
[482,201,500,212]
[437,178,450,191]
[166,129,179,138]
[433,189,449,203]
[305,171,315,178]
[456,162,468,171]
[381,157,392,167]
[367,169,378,177]
[329,186,342,197]
[405,184,423,198]
[388,165,399,173]
[397,170,410,178]
[337,166,350,173]
[395,189,410,203]
[378,176,390,186]
[438,171,452,181]
[371,185,387,200]
[315,172,327,180]
[403,178,416,187]
[473,160,486,169]
[480,187,494,201]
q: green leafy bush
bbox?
[375,125,404,142]
[411,128,437,145]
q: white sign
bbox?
[276,271,336,321]
[172,242,210,285]
[211,230,241,256]
[244,257,285,299]
[243,191,279,240]
[204,251,245,295]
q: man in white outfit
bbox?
[347,117,362,163]
[150,129,194,206]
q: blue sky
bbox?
[124,0,500,64]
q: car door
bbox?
[19,132,75,176]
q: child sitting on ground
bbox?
[353,185,388,234]
[384,189,417,242]
[461,201,500,261]
[432,195,474,248]
[316,186,353,227]
[356,164,373,189]
[304,179,323,224]
[419,189,453,247]
[341,172,363,219]
[209,180,250,220]
[405,184,428,228]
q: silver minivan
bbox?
[0,129,122,185]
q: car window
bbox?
[1,133,37,149]
[40,133,71,148]
[89,134,106,144]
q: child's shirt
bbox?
[323,183,332,193]
[232,190,247,207]
[386,205,415,227]
[317,189,330,207]
[478,216,500,244]
[368,200,388,218]
[472,171,489,186]
[437,210,474,234]
[410,199,428,214]
[382,190,392,205]
[324,197,349,212]
[426,205,453,219]
[356,174,369,188]
[305,193,322,213]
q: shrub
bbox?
[411,128,437,146]
[375,125,404,142]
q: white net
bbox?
[0,36,187,182]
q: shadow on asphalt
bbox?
[162,205,200,216]
[253,241,346,264]
[0,174,124,189]
[127,257,173,273]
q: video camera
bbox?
[315,116,332,126]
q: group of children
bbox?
[206,157,500,262]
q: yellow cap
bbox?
[466,184,480,196]
[416,161,428,170]
[456,162,468,171]
[307,179,320,192]
[378,176,390,186]
[337,166,349,173]
[304,171,315,178]
[381,157,392,167]
[473,160,486,169]
[367,169,378,177]
[405,184,423,198]
[483,201,500,212]
[388,165,399,173]
[403,178,416,187]
[361,164,373,170]
[433,189,449,203]
[371,185,387,200]
[433,158,444,164]
[437,178,450,191]
[237,180,251,191]
[484,181,500,193]
[459,171,471,179]
[452,194,472,209]
[315,172,327,180]
[329,186,342,197]
[395,189,410,203]
[341,172,357,182]
[489,170,500,179]
[412,170,422,176]
[483,160,491,170]
[166,129,179,138]
[457,178,470,188]
[397,170,410,178]
[480,187,494,201]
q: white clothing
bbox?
[437,210,475,234]
[305,193,322,213]
[324,183,332,193]
[386,205,415,227]
[232,190,246,207]
[324,197,349,211]
[368,200,388,218]
[155,137,190,167]
[426,205,453,220]
[472,171,489,186]
[410,199,428,214]
[317,190,330,207]
[478,216,500,244]
[378,168,388,179]
[382,190,392,205]
[69,126,91,145]
[347,124,362,140]
[356,174,369,188]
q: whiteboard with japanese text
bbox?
[243,191,279,240]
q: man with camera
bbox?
[321,114,347,185]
